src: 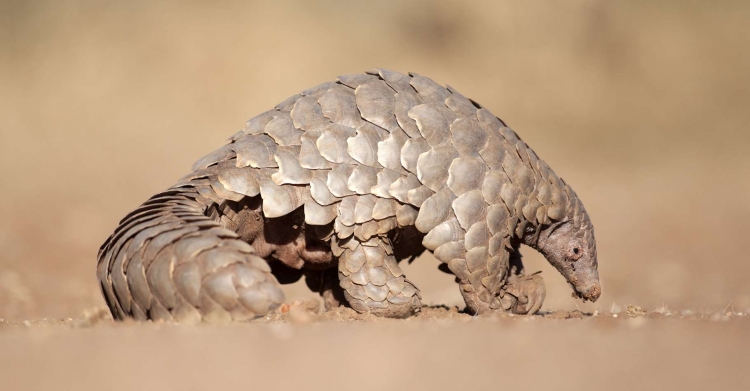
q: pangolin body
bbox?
[97,69,600,323]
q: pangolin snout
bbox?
[572,281,601,302]
[581,283,601,302]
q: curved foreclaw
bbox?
[502,274,546,315]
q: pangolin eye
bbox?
[569,244,583,261]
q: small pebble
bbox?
[612,314,618,318]
[627,305,647,317]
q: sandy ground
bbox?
[1,1,750,389]
[1,306,749,391]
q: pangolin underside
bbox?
[97,69,600,323]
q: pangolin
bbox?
[97,69,600,323]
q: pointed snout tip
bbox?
[584,284,601,302]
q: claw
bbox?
[504,274,546,315]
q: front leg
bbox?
[502,249,546,314]
[455,248,546,315]
[335,235,422,318]
[499,273,546,315]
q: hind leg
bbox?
[334,235,421,318]
[304,268,346,310]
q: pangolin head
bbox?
[536,198,600,303]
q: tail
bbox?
[97,185,284,323]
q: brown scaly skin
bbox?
[97,69,601,323]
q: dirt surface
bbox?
[2,305,749,390]
[2,1,750,390]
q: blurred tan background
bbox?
[1,0,749,320]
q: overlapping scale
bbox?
[371,169,401,199]
[408,104,451,147]
[415,188,457,233]
[347,123,383,167]
[355,79,400,131]
[377,127,409,171]
[450,117,488,157]
[317,123,357,164]
[388,173,421,203]
[318,85,363,129]
[271,146,311,185]
[400,138,430,174]
[242,110,277,136]
[263,112,302,146]
[233,134,278,168]
[452,190,487,230]
[259,179,304,218]
[376,68,413,93]
[348,165,378,195]
[447,156,486,196]
[298,132,330,169]
[409,73,451,105]
[217,165,260,197]
[416,145,459,192]
[444,87,478,117]
[337,73,378,89]
[394,91,424,138]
